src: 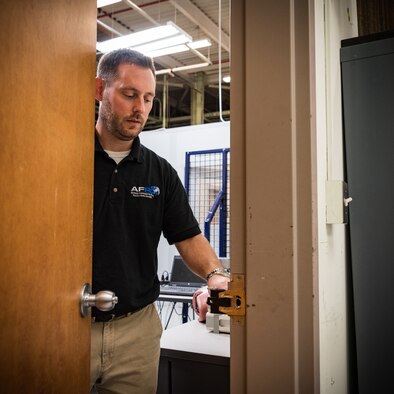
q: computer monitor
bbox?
[170,255,207,285]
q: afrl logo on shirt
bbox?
[130,186,160,199]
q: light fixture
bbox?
[133,35,191,54]
[97,22,191,55]
[96,22,212,60]
[97,0,122,8]
[155,69,173,76]
[188,39,212,50]
[173,62,210,72]
[156,62,210,76]
[144,39,211,58]
[146,45,191,59]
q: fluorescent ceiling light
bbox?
[155,69,172,76]
[96,22,211,59]
[97,0,122,7]
[146,44,190,58]
[173,62,210,72]
[144,39,211,58]
[156,62,210,75]
[134,35,191,54]
[97,22,191,54]
[188,39,212,49]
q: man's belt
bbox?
[92,307,143,322]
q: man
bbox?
[91,48,230,393]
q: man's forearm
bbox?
[175,233,224,280]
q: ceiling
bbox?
[97,0,231,130]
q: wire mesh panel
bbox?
[185,148,230,257]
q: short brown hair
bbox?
[97,48,156,83]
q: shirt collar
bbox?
[95,133,143,163]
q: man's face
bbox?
[98,63,156,142]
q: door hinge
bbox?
[208,273,245,317]
[326,180,352,224]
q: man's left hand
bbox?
[192,275,230,322]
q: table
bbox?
[157,294,194,328]
[157,320,230,394]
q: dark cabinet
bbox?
[341,31,394,394]
[156,321,230,394]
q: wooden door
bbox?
[0,1,97,392]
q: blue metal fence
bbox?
[185,148,230,257]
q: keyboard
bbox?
[160,284,202,295]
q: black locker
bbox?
[341,31,394,394]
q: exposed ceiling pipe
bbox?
[168,0,230,52]
[97,19,123,36]
[122,0,160,26]
[208,84,230,90]
[187,46,211,65]
[218,0,225,122]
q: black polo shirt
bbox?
[92,135,201,319]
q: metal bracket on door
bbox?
[207,274,245,320]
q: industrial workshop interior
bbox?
[0,1,393,393]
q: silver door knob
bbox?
[80,283,118,317]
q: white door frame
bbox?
[230,1,318,392]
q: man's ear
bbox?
[95,77,105,101]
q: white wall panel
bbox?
[140,122,230,274]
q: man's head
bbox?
[97,48,156,83]
[95,49,156,148]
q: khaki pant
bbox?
[90,304,163,394]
